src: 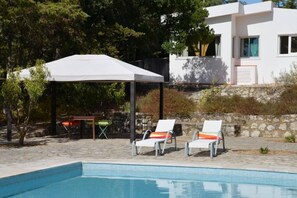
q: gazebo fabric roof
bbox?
[19,54,164,83]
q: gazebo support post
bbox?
[159,82,164,119]
[130,81,136,143]
[51,81,57,135]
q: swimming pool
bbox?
[1,162,297,197]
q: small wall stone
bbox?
[259,123,266,131]
[279,123,287,130]
[290,122,297,130]
[284,131,292,137]
[251,130,261,137]
[267,125,275,131]
[241,130,250,137]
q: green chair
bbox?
[98,120,112,139]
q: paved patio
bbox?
[1,135,297,178]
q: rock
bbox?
[272,131,280,138]
[241,130,250,137]
[267,125,275,131]
[251,123,258,129]
[290,122,297,130]
[259,123,266,131]
[284,131,292,137]
[251,130,260,137]
[279,123,287,131]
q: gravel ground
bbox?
[1,135,297,178]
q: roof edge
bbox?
[207,1,273,18]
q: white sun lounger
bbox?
[185,120,225,158]
[132,119,176,156]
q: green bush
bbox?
[199,95,264,115]
[198,96,234,113]
[285,135,296,143]
[198,85,297,115]
[259,147,269,154]
[138,88,196,121]
[269,85,297,115]
[233,96,264,115]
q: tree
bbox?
[283,0,297,8]
[186,23,215,56]
[56,82,126,115]
[79,0,151,60]
[160,0,213,55]
[0,0,88,70]
[263,0,297,8]
[1,60,50,145]
[79,0,213,60]
[36,0,88,60]
[0,0,87,141]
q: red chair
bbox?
[61,120,80,137]
[58,115,80,137]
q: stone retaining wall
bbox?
[190,84,286,103]
[177,113,297,138]
[220,85,285,103]
[109,112,296,139]
[183,85,297,138]
[2,112,296,139]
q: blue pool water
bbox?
[1,162,297,198]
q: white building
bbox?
[169,1,297,85]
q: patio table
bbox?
[71,116,97,140]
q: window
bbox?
[280,35,297,54]
[186,35,221,57]
[205,36,221,57]
[292,37,297,53]
[280,36,288,54]
[240,37,259,57]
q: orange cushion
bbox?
[149,132,172,139]
[62,120,80,127]
[198,133,221,140]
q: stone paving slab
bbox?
[1,136,297,178]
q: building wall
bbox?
[234,8,297,84]
[207,15,233,84]
[169,1,297,85]
[169,56,228,84]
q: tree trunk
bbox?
[4,106,12,141]
[18,135,25,145]
[18,128,26,146]
[5,31,13,141]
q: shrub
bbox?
[259,147,269,154]
[275,62,297,85]
[199,94,264,115]
[199,84,225,106]
[198,96,234,113]
[233,96,264,115]
[138,88,196,121]
[269,85,297,115]
[285,135,296,143]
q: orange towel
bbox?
[62,120,80,127]
[149,132,172,139]
[198,133,221,140]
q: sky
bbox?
[244,0,262,4]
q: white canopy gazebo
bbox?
[19,54,164,142]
